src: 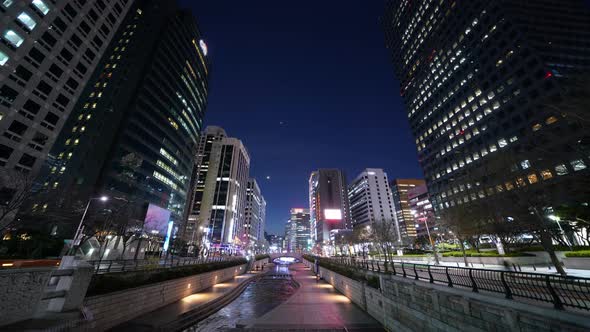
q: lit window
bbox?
[545,116,558,125]
[532,123,541,131]
[570,159,587,171]
[540,169,553,180]
[527,174,538,184]
[516,177,526,187]
[505,182,514,191]
[555,164,568,176]
[17,12,37,30]
[2,0,13,8]
[32,0,50,15]
[489,144,497,152]
[520,160,531,169]
[498,138,508,148]
[0,50,8,66]
[3,30,24,47]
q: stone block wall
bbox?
[306,258,590,332]
[0,267,54,326]
[82,264,247,331]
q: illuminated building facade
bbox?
[186,126,250,249]
[384,0,590,215]
[290,208,311,252]
[38,0,209,233]
[408,184,435,238]
[0,0,132,175]
[309,169,351,245]
[244,178,266,245]
[348,169,399,238]
[390,179,425,240]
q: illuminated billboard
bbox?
[324,209,342,220]
[143,203,172,236]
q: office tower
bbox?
[383,1,590,215]
[390,179,425,240]
[309,169,351,245]
[36,0,210,233]
[244,178,266,245]
[0,0,132,174]
[348,169,399,237]
[284,218,294,252]
[290,208,311,252]
[185,126,226,243]
[408,184,435,238]
[186,126,250,250]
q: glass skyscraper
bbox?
[36,0,209,233]
[384,0,590,214]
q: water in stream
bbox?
[184,264,297,332]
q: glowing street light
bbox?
[68,196,109,255]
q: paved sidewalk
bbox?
[240,263,385,331]
[118,270,262,330]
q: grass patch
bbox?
[87,258,247,296]
[442,250,534,257]
[565,250,590,258]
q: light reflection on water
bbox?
[184,264,296,332]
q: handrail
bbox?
[87,256,246,274]
[308,256,590,311]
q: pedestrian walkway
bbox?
[238,263,385,331]
[117,270,263,330]
[378,258,590,278]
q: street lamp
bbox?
[68,196,108,255]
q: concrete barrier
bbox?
[304,258,590,332]
[0,267,54,326]
[81,258,268,331]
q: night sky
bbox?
[178,1,423,235]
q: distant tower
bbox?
[349,168,400,239]
[309,169,351,246]
[186,126,250,250]
[390,179,425,240]
[290,208,311,252]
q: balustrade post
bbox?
[500,271,512,299]
[469,268,478,292]
[446,266,453,287]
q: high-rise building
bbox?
[309,169,351,245]
[290,208,311,252]
[186,126,250,250]
[383,1,590,216]
[390,179,425,240]
[36,0,209,234]
[244,178,266,245]
[348,169,399,237]
[0,0,132,174]
[408,184,435,239]
[284,217,294,252]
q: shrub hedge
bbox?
[87,258,247,296]
[565,250,590,257]
[302,254,379,289]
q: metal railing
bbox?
[318,256,590,311]
[87,256,245,274]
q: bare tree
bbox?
[0,169,40,232]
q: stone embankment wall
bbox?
[304,259,590,332]
[0,267,54,326]
[83,258,268,331]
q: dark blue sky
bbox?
[179,1,423,234]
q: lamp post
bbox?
[68,196,108,256]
